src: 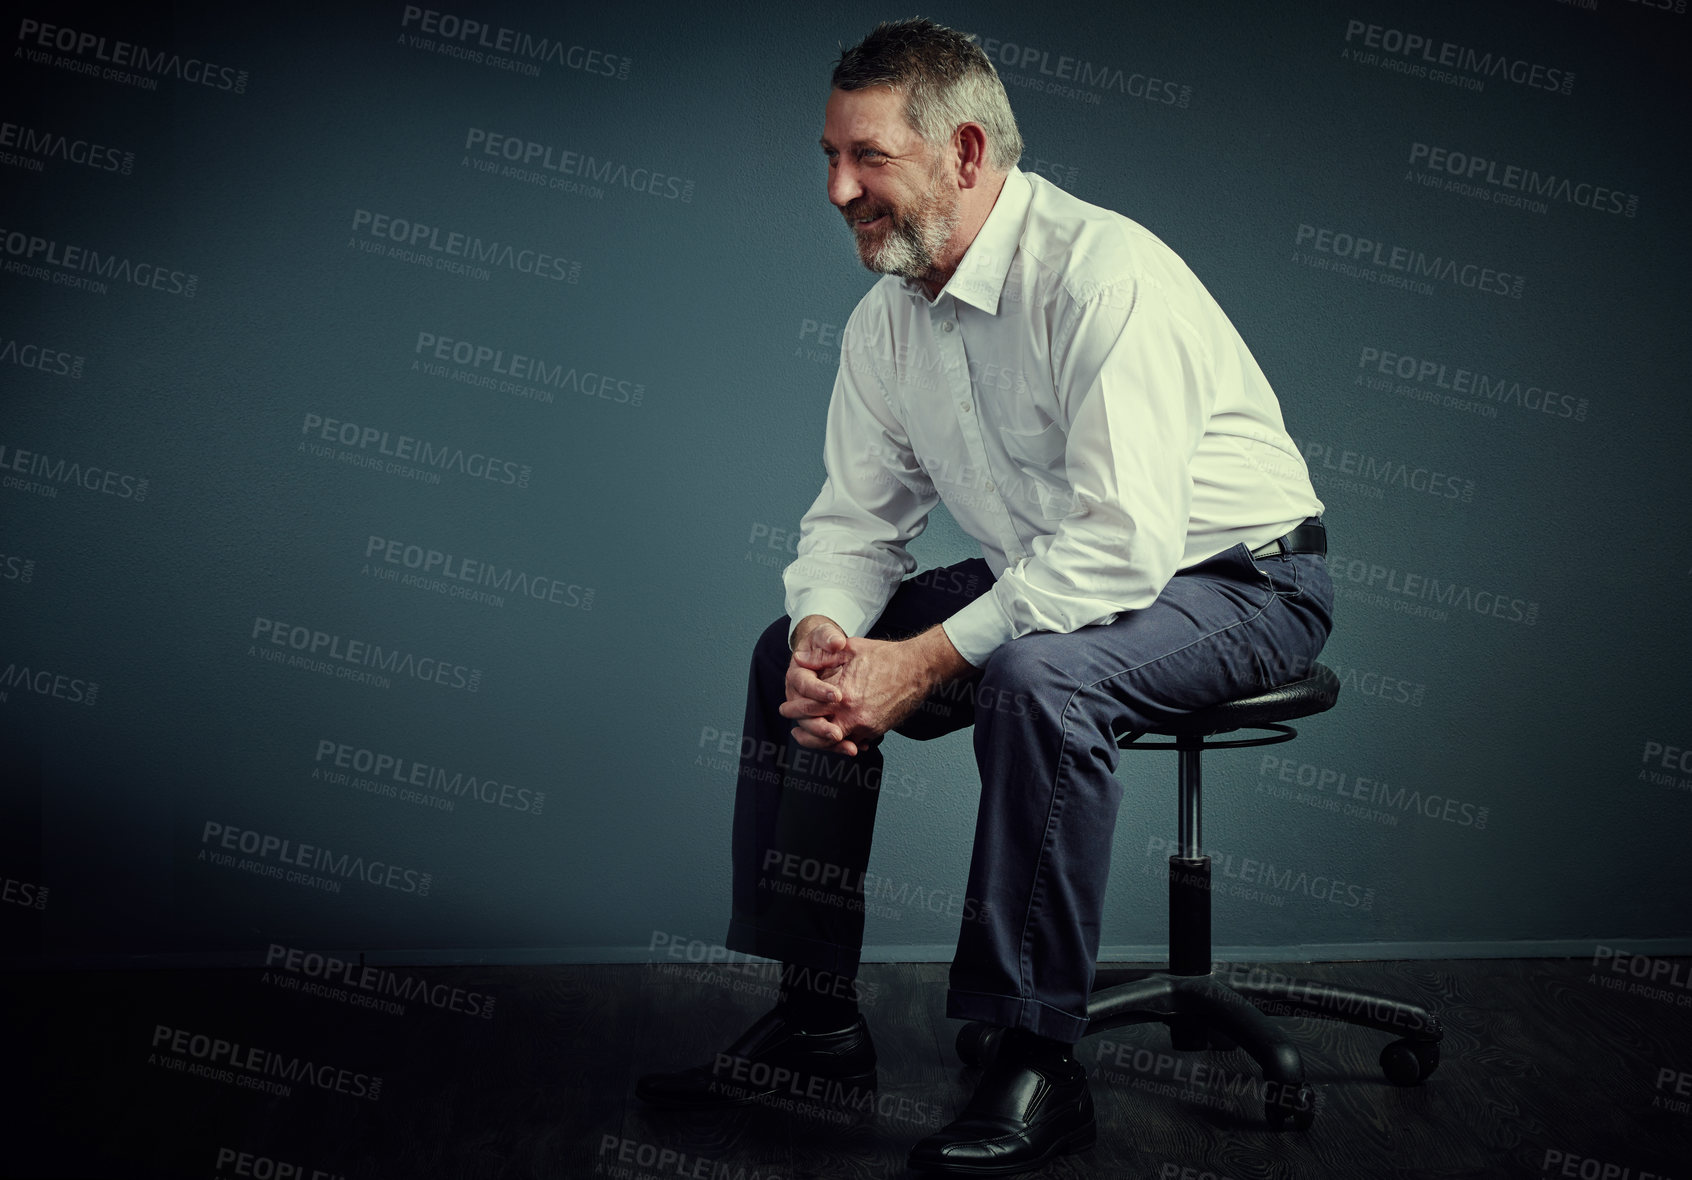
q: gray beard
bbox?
[851,181,961,281]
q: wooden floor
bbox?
[6,956,1691,1178]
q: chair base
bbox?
[955,964,1442,1130]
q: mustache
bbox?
[842,200,893,224]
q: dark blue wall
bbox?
[3,0,1690,969]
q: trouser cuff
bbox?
[945,987,1088,1043]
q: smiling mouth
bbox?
[849,212,888,231]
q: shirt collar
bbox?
[901,166,1031,315]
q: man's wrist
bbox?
[912,623,974,684]
[790,613,839,651]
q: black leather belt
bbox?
[1249,517,1326,559]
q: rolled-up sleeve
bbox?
[941,279,1214,665]
[783,308,939,647]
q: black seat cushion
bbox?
[1147,663,1340,738]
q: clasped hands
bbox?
[778,615,971,757]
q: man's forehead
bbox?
[821,86,913,145]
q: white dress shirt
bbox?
[784,166,1323,667]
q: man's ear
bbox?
[954,122,989,188]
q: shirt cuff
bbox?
[940,590,1016,668]
[786,589,874,648]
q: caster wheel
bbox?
[1379,1038,1439,1086]
[955,1022,1003,1067]
[1265,1082,1317,1131]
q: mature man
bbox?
[638,17,1333,1176]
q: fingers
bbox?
[807,624,847,652]
[793,624,849,670]
[790,715,846,747]
[779,692,836,720]
[785,664,842,707]
[792,645,849,671]
[791,724,859,757]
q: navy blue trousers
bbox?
[727,543,1334,1041]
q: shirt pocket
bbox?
[998,420,1067,468]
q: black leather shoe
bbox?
[908,1053,1094,1175]
[634,1004,876,1109]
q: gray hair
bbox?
[832,17,1023,172]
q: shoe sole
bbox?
[909,1117,1095,1176]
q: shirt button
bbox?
[960,402,971,414]
[942,321,955,332]
[984,481,995,493]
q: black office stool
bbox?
[955,664,1442,1129]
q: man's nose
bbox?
[828,164,861,209]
